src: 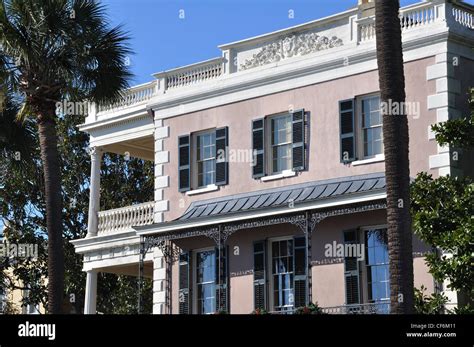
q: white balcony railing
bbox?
[321,300,391,314]
[96,81,157,114]
[358,1,442,43]
[400,3,438,30]
[452,4,473,29]
[97,201,154,235]
[157,57,224,90]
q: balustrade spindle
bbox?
[97,202,155,235]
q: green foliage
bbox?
[450,304,474,314]
[411,87,474,310]
[1,109,154,313]
[0,0,133,107]
[414,285,448,314]
[251,308,269,315]
[2,300,20,314]
[295,302,324,315]
[1,0,136,313]
[431,88,474,148]
[411,173,473,293]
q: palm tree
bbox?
[374,0,414,313]
[0,0,132,313]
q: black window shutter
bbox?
[178,135,191,191]
[292,109,306,171]
[339,100,356,162]
[215,127,228,186]
[343,229,360,305]
[253,241,266,310]
[215,245,228,312]
[293,236,307,308]
[252,119,265,178]
[178,251,191,314]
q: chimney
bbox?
[358,0,375,17]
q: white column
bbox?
[84,270,98,314]
[86,147,102,238]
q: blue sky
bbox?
[101,0,474,85]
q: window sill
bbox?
[351,155,385,166]
[260,170,296,182]
[185,184,219,196]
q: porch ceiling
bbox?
[100,262,153,279]
[103,135,154,161]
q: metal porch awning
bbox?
[135,172,388,240]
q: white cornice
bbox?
[218,7,358,50]
[149,27,455,120]
[71,231,139,254]
[79,108,150,132]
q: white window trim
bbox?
[185,184,219,196]
[260,169,296,182]
[191,129,216,191]
[269,113,292,175]
[192,247,217,315]
[351,154,385,166]
[355,93,383,161]
[265,112,293,176]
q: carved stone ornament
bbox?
[240,32,343,70]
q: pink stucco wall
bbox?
[161,56,441,314]
[163,57,437,222]
[170,210,433,314]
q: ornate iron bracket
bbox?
[310,202,387,232]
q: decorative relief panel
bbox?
[240,32,343,70]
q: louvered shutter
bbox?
[215,245,228,312]
[178,135,191,191]
[252,119,265,178]
[292,110,306,171]
[339,100,356,162]
[293,236,307,308]
[178,251,191,314]
[215,127,228,186]
[253,241,266,310]
[343,230,360,305]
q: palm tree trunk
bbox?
[375,0,414,313]
[37,107,64,314]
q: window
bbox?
[252,237,307,313]
[195,250,216,314]
[361,96,383,158]
[196,131,216,187]
[180,248,227,315]
[343,227,390,313]
[178,127,228,192]
[271,239,294,312]
[271,114,292,173]
[252,110,306,178]
[21,288,40,314]
[365,228,390,313]
[339,94,383,162]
